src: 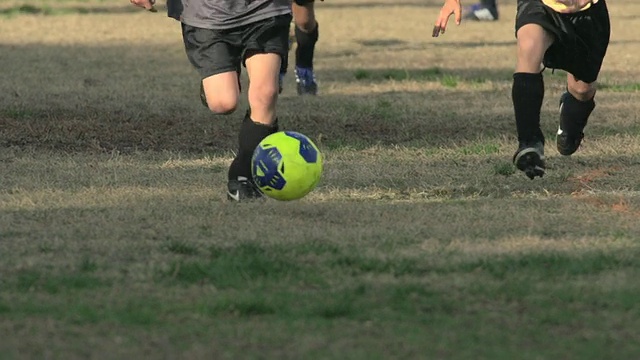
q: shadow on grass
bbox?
[1,43,639,153]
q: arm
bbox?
[432,0,462,38]
[130,0,157,12]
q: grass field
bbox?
[2,0,640,358]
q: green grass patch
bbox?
[1,106,38,119]
[440,74,459,88]
[599,82,640,92]
[459,251,638,280]
[14,270,106,294]
[493,161,516,176]
[353,67,442,81]
[352,68,488,86]
[78,258,98,272]
[164,243,305,287]
[165,240,199,256]
[5,299,161,326]
[0,302,10,314]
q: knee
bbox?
[515,37,547,73]
[516,25,552,63]
[568,81,596,101]
[248,83,279,110]
[295,19,317,33]
[205,96,238,115]
[516,36,543,59]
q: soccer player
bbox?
[464,0,499,21]
[132,0,292,201]
[432,0,610,179]
[280,0,321,95]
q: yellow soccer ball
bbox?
[251,131,323,201]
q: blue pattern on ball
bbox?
[284,131,318,163]
[252,145,286,190]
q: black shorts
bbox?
[515,0,610,83]
[181,14,292,79]
[294,0,315,5]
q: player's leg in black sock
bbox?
[292,1,319,95]
[227,111,278,201]
[557,75,597,155]
[512,72,546,179]
[513,72,545,145]
[228,111,279,182]
[227,14,288,201]
[480,0,497,9]
[511,23,554,178]
[560,92,595,135]
[294,22,318,70]
[278,17,292,94]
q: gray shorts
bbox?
[181,14,292,79]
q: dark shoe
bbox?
[513,141,546,179]
[556,92,587,156]
[227,176,263,202]
[464,3,499,21]
[295,67,318,96]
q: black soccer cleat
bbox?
[513,141,546,180]
[556,92,587,156]
[295,67,318,96]
[227,176,264,202]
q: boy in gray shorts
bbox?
[132,0,292,201]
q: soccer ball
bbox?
[251,131,323,201]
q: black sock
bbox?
[228,111,279,180]
[512,72,545,144]
[280,52,289,75]
[295,23,318,69]
[560,91,595,134]
[280,45,289,75]
[481,0,497,8]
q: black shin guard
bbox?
[228,111,279,180]
[481,0,497,8]
[561,91,595,134]
[512,72,545,144]
[295,23,318,69]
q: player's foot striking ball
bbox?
[141,0,292,201]
[252,131,323,201]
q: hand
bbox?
[432,0,462,38]
[554,0,593,13]
[130,0,157,12]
